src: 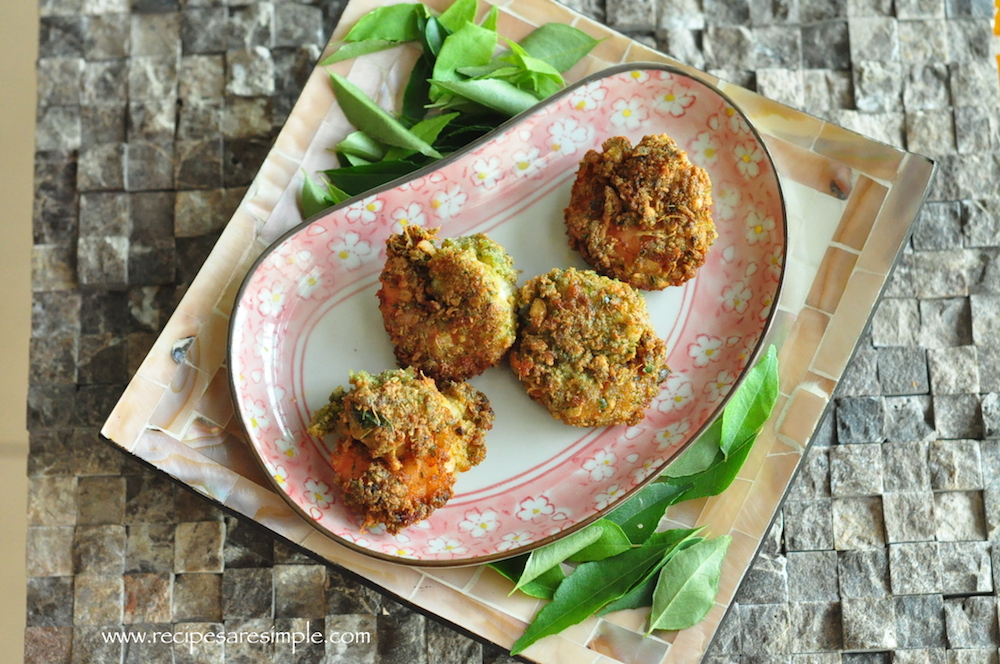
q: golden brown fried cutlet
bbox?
[377,226,518,383]
[509,268,669,427]
[564,134,717,290]
[307,368,492,533]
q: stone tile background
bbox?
[25,0,1000,661]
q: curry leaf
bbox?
[517,22,600,73]
[429,78,539,116]
[401,55,434,122]
[567,520,632,563]
[597,530,704,615]
[329,73,441,158]
[662,418,722,479]
[720,345,778,456]
[479,4,499,30]
[668,435,755,504]
[383,112,459,160]
[431,21,498,100]
[323,160,423,195]
[337,130,386,162]
[509,530,686,655]
[343,3,426,42]
[436,0,477,33]
[647,536,731,633]
[604,482,689,544]
[490,557,565,600]
[321,39,402,65]
[515,523,604,593]
[420,15,448,57]
[301,172,334,218]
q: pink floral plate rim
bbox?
[228,62,788,566]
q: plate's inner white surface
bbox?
[296,178,692,499]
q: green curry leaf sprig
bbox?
[496,345,778,655]
[301,0,600,217]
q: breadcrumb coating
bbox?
[564,134,717,290]
[509,268,669,427]
[307,368,492,533]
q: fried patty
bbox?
[508,268,669,427]
[307,368,492,533]
[564,134,716,290]
[377,226,518,383]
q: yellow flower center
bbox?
[518,161,529,170]
[726,107,735,117]
[431,199,442,209]
[622,109,632,117]
[477,172,487,180]
[366,203,377,211]
[705,148,716,158]
[754,224,763,234]
[664,93,675,102]
[575,100,586,110]
[551,143,561,152]
[742,154,751,163]
[398,218,408,227]
[338,250,349,259]
[631,71,641,79]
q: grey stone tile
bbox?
[928,346,980,394]
[935,490,987,541]
[73,574,124,625]
[848,17,899,61]
[896,0,945,17]
[174,487,225,522]
[703,0,750,24]
[757,68,805,109]
[984,487,1000,538]
[830,445,884,496]
[175,138,224,190]
[753,26,801,68]
[76,476,126,526]
[736,552,788,603]
[607,0,654,29]
[124,474,176,525]
[226,47,275,96]
[787,551,839,601]
[37,57,85,106]
[325,568,382,615]
[987,397,1000,439]
[130,11,181,57]
[76,236,129,288]
[836,347,879,397]
[946,18,994,61]
[883,396,936,442]
[972,294,1000,345]
[27,577,74,627]
[703,25,756,69]
[899,19,950,63]
[907,110,957,157]
[877,347,929,395]
[225,618,275,663]
[226,3,275,50]
[26,526,75,577]
[273,540,314,565]
[122,623,174,664]
[426,619,481,664]
[222,568,273,619]
[929,439,983,490]
[964,200,1000,249]
[853,61,903,113]
[39,15,86,58]
[802,69,854,112]
[919,297,973,348]
[841,597,897,650]
[274,3,324,47]
[79,191,129,238]
[658,0,705,29]
[71,625,123,664]
[123,573,172,623]
[788,447,830,500]
[948,650,999,664]
[790,601,843,652]
[85,14,131,59]
[73,524,126,575]
[929,153,1000,201]
[893,594,946,648]
[35,106,82,153]
[904,63,952,110]
[126,524,175,573]
[939,540,993,594]
[802,21,850,69]
[128,98,177,141]
[175,521,225,573]
[27,385,77,429]
[222,97,272,139]
[24,625,72,664]
[933,394,983,440]
[784,499,835,551]
[873,298,921,346]
[737,603,792,654]
[273,617,327,664]
[172,622,225,664]
[28,430,76,477]
[893,650,947,664]
[950,60,1000,108]
[883,491,936,542]
[77,142,126,192]
[29,336,78,385]
[173,573,222,622]
[223,137,271,187]
[943,596,999,647]
[28,476,78,528]
[833,497,885,550]
[181,7,227,54]
[224,516,274,568]
[327,614,377,664]
[179,54,225,99]
[275,565,327,619]
[126,139,175,191]
[955,106,1000,154]
[835,396,885,443]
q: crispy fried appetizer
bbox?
[377,226,518,382]
[509,268,669,427]
[564,134,717,290]
[307,368,492,533]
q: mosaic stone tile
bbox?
[377,600,426,664]
[943,596,1000,648]
[123,573,173,623]
[275,564,328,619]
[173,573,223,622]
[175,521,225,573]
[24,626,72,664]
[327,614,378,664]
[73,524,126,575]
[73,574,124,625]
[125,523,176,573]
[26,526,76,577]
[893,594,947,648]
[222,568,273,619]
[224,515,275,568]
[71,625,123,664]
[939,541,993,594]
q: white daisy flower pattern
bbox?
[722,282,753,314]
[345,195,382,225]
[256,282,285,317]
[328,232,374,271]
[246,398,270,436]
[583,449,617,482]
[595,484,626,510]
[714,183,740,220]
[426,538,468,555]
[384,544,417,558]
[656,419,691,451]
[459,508,499,538]
[653,85,695,117]
[658,374,694,412]
[610,96,648,131]
[430,184,467,219]
[764,244,784,279]
[632,458,665,484]
[390,203,426,234]
[691,131,720,165]
[303,478,334,509]
[497,532,533,551]
[626,70,650,83]
[516,496,555,522]
[689,334,724,367]
[512,147,544,178]
[547,118,591,155]
[705,370,736,403]
[297,267,322,298]
[745,208,776,246]
[274,435,300,459]
[734,142,764,178]
[568,81,607,111]
[725,106,751,134]
[252,327,274,361]
[272,465,288,488]
[471,156,504,189]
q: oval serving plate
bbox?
[229,62,787,566]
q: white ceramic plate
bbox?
[229,63,786,565]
